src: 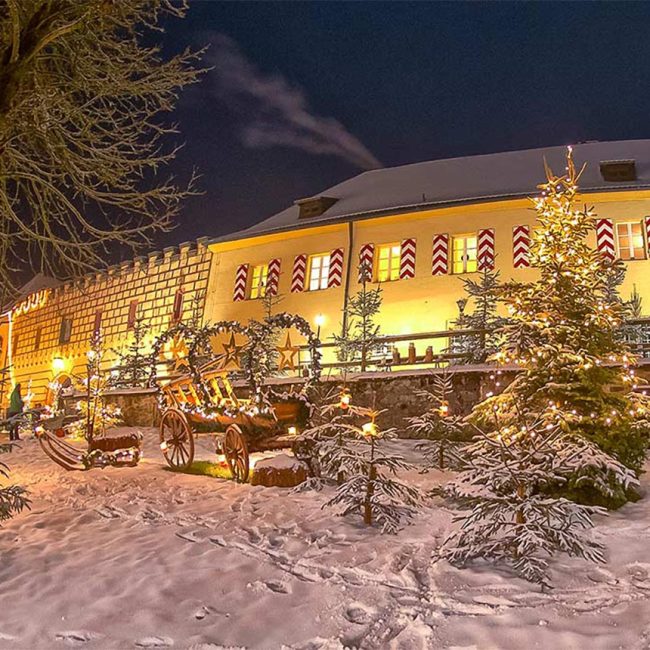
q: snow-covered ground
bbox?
[1,429,650,649]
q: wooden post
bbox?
[408,342,416,364]
[424,346,433,363]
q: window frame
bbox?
[58,317,72,345]
[171,289,184,323]
[307,253,331,291]
[249,264,269,300]
[374,243,402,283]
[127,300,139,329]
[616,221,646,261]
[93,309,103,334]
[451,233,478,274]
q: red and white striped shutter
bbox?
[328,248,344,288]
[644,217,650,257]
[358,243,374,282]
[233,264,249,301]
[477,228,495,271]
[291,254,307,293]
[399,238,416,279]
[596,218,616,261]
[512,225,531,268]
[266,258,281,296]
[431,234,449,275]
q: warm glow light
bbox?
[314,313,325,327]
[362,421,377,436]
[287,425,297,435]
[52,356,65,373]
[160,441,168,451]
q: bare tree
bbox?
[0,0,204,300]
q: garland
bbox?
[147,314,322,425]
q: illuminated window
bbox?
[308,254,331,291]
[375,243,401,282]
[34,327,42,351]
[452,234,478,274]
[249,264,268,299]
[616,222,646,260]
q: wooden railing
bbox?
[294,318,650,373]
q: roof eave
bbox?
[208,183,650,246]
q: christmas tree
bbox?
[407,371,466,470]
[325,407,422,533]
[450,267,506,364]
[471,148,650,504]
[110,314,151,389]
[70,329,122,441]
[439,416,635,588]
[334,261,385,372]
[0,444,29,523]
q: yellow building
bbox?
[7,240,212,406]
[205,140,650,363]
[6,140,650,403]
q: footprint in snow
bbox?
[55,630,102,645]
[265,579,291,594]
[344,603,376,625]
[176,529,207,543]
[135,636,174,647]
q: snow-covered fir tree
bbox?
[623,286,650,359]
[449,267,506,364]
[325,408,422,533]
[71,329,122,442]
[440,415,635,588]
[297,384,366,485]
[109,314,151,389]
[407,371,466,470]
[0,444,29,523]
[334,262,385,372]
[471,148,650,505]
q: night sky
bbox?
[158,1,650,247]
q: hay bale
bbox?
[251,453,309,488]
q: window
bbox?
[375,243,401,282]
[249,264,268,299]
[452,234,478,274]
[34,327,42,351]
[172,289,184,323]
[127,300,138,329]
[59,318,72,344]
[308,254,331,291]
[12,334,19,355]
[616,222,646,260]
[93,309,102,334]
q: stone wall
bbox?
[89,367,511,431]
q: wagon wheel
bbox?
[159,409,194,471]
[223,424,249,483]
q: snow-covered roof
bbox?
[212,140,650,243]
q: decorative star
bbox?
[162,334,189,371]
[219,332,243,371]
[277,332,300,371]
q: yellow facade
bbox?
[206,190,650,364]
[8,240,212,406]
[6,181,650,406]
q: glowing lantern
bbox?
[52,356,65,373]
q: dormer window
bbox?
[600,160,636,182]
[295,196,338,219]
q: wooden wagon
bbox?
[155,315,320,482]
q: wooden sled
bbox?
[38,430,142,471]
